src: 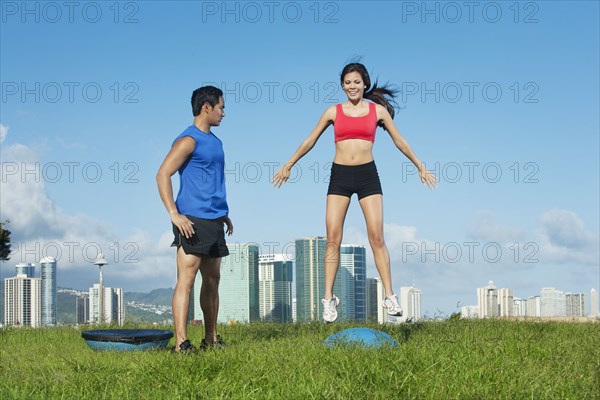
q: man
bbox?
[156,86,233,352]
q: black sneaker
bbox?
[200,335,226,350]
[170,339,197,354]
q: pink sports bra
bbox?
[334,102,378,143]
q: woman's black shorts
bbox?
[327,161,383,200]
[171,215,229,258]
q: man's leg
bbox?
[199,256,221,343]
[172,246,201,350]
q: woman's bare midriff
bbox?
[333,139,374,165]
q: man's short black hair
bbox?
[191,86,223,116]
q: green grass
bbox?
[1,320,598,399]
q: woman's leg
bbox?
[358,194,395,297]
[324,194,351,299]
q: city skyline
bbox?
[1,246,598,321]
[3,257,597,326]
[463,281,596,319]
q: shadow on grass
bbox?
[378,321,427,344]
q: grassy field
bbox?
[1,319,598,399]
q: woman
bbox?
[272,63,437,323]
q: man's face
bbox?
[207,97,225,126]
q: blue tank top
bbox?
[173,125,228,219]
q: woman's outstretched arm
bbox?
[377,104,438,189]
[272,106,335,188]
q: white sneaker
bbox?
[322,295,340,323]
[383,294,403,316]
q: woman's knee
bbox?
[326,225,343,244]
[368,232,386,249]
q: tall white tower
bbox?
[498,288,514,317]
[93,254,108,323]
[541,288,566,317]
[4,274,42,327]
[591,288,599,317]
[400,286,422,322]
[477,281,498,318]
[40,257,57,326]
[376,278,389,324]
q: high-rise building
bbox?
[498,288,514,317]
[4,274,42,327]
[15,263,35,277]
[89,284,101,323]
[400,286,422,322]
[76,295,89,325]
[477,281,498,318]
[337,245,367,321]
[590,288,598,317]
[565,293,585,317]
[195,243,259,323]
[365,278,379,322]
[39,256,57,326]
[107,287,125,325]
[258,254,293,323]
[527,296,541,317]
[295,237,326,322]
[461,305,479,318]
[292,298,297,323]
[541,288,566,317]
[513,298,527,317]
[376,278,389,324]
[89,284,125,325]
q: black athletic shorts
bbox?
[171,215,229,258]
[327,161,383,200]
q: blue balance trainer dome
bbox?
[82,329,173,351]
[323,328,398,349]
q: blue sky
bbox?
[1,1,598,316]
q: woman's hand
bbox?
[170,213,195,238]
[272,163,293,188]
[419,168,438,189]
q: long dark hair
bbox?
[340,63,399,128]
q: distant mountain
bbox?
[57,291,77,324]
[126,288,174,307]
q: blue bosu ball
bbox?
[323,328,398,348]
[82,329,173,351]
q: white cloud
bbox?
[466,211,525,243]
[56,137,88,151]
[0,131,175,292]
[0,124,7,144]
[536,209,599,265]
[345,223,421,263]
